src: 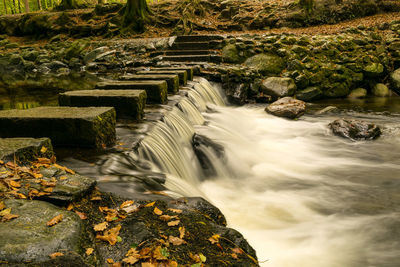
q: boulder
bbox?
[265,97,306,119]
[261,77,296,98]
[329,119,381,140]
[348,88,367,98]
[390,68,400,94]
[372,83,389,97]
[0,199,85,265]
[221,44,243,63]
[296,86,323,101]
[244,53,285,75]
[363,62,384,78]
[314,106,339,115]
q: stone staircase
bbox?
[156,35,224,63]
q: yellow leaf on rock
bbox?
[167,260,178,267]
[96,224,121,245]
[120,200,134,209]
[153,246,168,260]
[144,201,155,207]
[49,252,64,259]
[93,221,108,231]
[86,248,94,256]
[67,203,74,211]
[167,220,180,227]
[179,226,185,239]
[167,208,182,214]
[122,256,139,265]
[106,258,114,264]
[1,213,19,222]
[53,163,75,174]
[0,201,5,211]
[9,180,21,188]
[75,211,87,220]
[153,207,163,216]
[168,235,185,246]
[47,214,63,226]
[40,146,47,153]
[141,262,156,267]
[111,263,121,267]
[0,208,11,216]
[159,215,177,221]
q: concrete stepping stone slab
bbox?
[59,89,147,119]
[0,137,53,164]
[95,80,168,104]
[0,107,116,149]
[161,55,211,62]
[175,35,224,42]
[151,67,194,80]
[0,199,85,265]
[136,70,188,85]
[120,74,179,94]
[171,41,209,50]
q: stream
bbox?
[54,78,400,267]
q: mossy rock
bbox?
[348,88,367,98]
[244,53,285,75]
[65,40,89,60]
[363,62,384,78]
[222,44,243,63]
[372,83,389,97]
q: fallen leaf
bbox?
[67,203,74,211]
[91,196,102,201]
[111,262,121,267]
[159,215,177,221]
[0,160,3,164]
[153,246,168,260]
[123,248,140,264]
[0,208,11,216]
[37,158,52,164]
[120,200,134,209]
[41,180,57,187]
[32,172,43,179]
[208,234,220,244]
[231,247,244,254]
[93,221,109,231]
[167,208,182,214]
[96,224,121,245]
[199,253,206,263]
[231,253,238,259]
[37,191,50,197]
[49,252,64,259]
[40,146,47,153]
[179,226,185,239]
[86,248,94,256]
[0,201,5,211]
[43,187,53,193]
[167,220,180,227]
[28,189,39,198]
[141,262,156,267]
[105,210,119,222]
[139,247,152,258]
[53,163,75,174]
[1,213,19,222]
[122,204,140,214]
[168,235,185,246]
[144,201,155,207]
[107,258,115,264]
[153,207,163,216]
[122,256,139,265]
[9,180,21,188]
[47,214,63,226]
[167,260,178,267]
[75,211,87,220]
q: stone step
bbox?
[95,80,168,104]
[161,55,211,62]
[0,137,53,164]
[59,90,147,120]
[136,70,188,86]
[165,50,214,55]
[175,35,224,42]
[0,107,116,149]
[150,67,194,80]
[170,42,209,50]
[119,74,179,94]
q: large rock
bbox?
[265,97,306,119]
[329,119,381,140]
[0,199,85,265]
[363,62,384,78]
[222,44,243,63]
[390,68,400,94]
[0,107,116,149]
[261,77,296,98]
[59,89,147,119]
[244,54,285,75]
[372,83,389,97]
[348,88,367,98]
[296,86,323,101]
[0,137,53,164]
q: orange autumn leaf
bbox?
[40,146,47,153]
[179,226,185,239]
[43,187,53,193]
[75,211,87,220]
[141,262,156,267]
[111,262,122,267]
[153,207,163,216]
[32,172,43,179]
[120,200,134,209]
[28,189,39,198]
[167,220,180,227]
[0,201,5,211]
[40,180,57,187]
[96,224,121,245]
[106,258,115,264]
[231,253,238,259]
[167,260,178,267]
[86,248,94,256]
[105,210,119,222]
[47,214,63,226]
[231,247,244,254]
[168,235,185,246]
[153,246,168,260]
[93,221,109,231]
[67,203,74,211]
[53,163,75,174]
[123,256,139,265]
[49,252,64,259]
[167,208,182,214]
[1,213,19,222]
[139,247,152,258]
[144,201,155,207]
[159,215,177,222]
[9,180,21,188]
[37,158,52,164]
[208,234,220,244]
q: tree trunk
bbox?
[3,0,7,14]
[37,0,42,10]
[58,0,77,10]
[98,0,104,4]
[18,0,21,13]
[122,0,151,32]
[24,0,29,12]
[11,0,16,14]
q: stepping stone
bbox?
[136,70,188,85]
[165,50,213,55]
[175,35,224,42]
[59,90,147,119]
[119,74,179,93]
[0,199,85,265]
[161,55,211,63]
[151,67,194,80]
[95,80,168,104]
[0,107,116,149]
[0,137,53,164]
[171,41,209,50]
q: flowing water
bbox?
[61,78,400,267]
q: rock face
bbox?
[0,199,84,265]
[0,137,53,164]
[329,119,381,140]
[265,97,306,119]
[390,68,400,94]
[261,77,296,98]
[244,54,285,75]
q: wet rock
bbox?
[329,119,381,140]
[0,137,53,164]
[348,88,367,98]
[0,199,85,265]
[192,134,225,177]
[83,46,109,64]
[222,44,243,63]
[244,53,285,75]
[65,40,89,60]
[372,83,389,97]
[314,106,339,115]
[296,86,323,101]
[265,97,306,119]
[363,62,384,78]
[261,77,296,98]
[390,68,400,94]
[45,60,68,70]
